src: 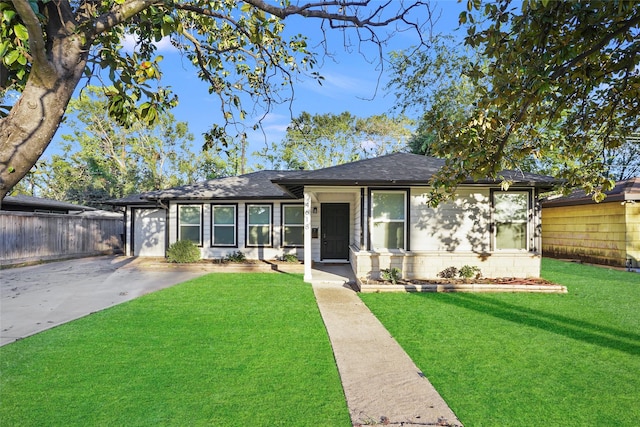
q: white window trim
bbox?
[492,190,530,251]
[247,204,272,247]
[211,204,237,247]
[178,204,202,246]
[370,190,407,251]
[282,204,304,247]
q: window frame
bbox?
[281,203,304,248]
[177,204,203,246]
[368,189,409,251]
[211,203,238,247]
[246,203,273,247]
[491,189,531,251]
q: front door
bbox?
[321,203,350,260]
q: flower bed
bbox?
[357,277,567,293]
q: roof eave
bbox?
[141,194,298,202]
[273,178,559,189]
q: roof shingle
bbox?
[273,153,559,197]
[108,170,301,205]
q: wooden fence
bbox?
[0,211,123,267]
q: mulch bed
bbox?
[365,277,559,286]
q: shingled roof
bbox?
[543,177,640,207]
[1,195,96,212]
[108,170,301,205]
[272,152,559,198]
[108,153,561,205]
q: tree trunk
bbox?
[0,39,86,202]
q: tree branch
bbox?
[11,0,56,81]
[92,0,159,35]
[243,0,427,27]
[550,13,640,80]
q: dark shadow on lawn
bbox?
[428,293,640,356]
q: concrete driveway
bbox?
[1,256,209,346]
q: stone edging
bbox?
[131,259,305,274]
[357,282,568,294]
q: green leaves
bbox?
[13,23,28,41]
[0,1,31,90]
[253,111,413,170]
[2,0,430,200]
[392,1,640,202]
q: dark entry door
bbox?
[321,203,350,260]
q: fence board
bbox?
[0,212,123,266]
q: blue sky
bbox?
[48,1,467,167]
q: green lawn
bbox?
[360,258,640,426]
[0,273,350,426]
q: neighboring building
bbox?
[542,177,640,268]
[1,194,97,214]
[110,153,559,281]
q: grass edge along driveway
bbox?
[0,273,350,427]
[361,258,640,426]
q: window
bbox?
[282,205,304,246]
[371,191,406,250]
[493,191,529,250]
[247,204,272,246]
[212,204,236,246]
[178,205,202,245]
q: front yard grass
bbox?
[360,258,640,426]
[0,273,350,426]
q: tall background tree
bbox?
[254,111,413,170]
[0,0,430,202]
[389,35,486,159]
[604,132,640,181]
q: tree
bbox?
[604,132,640,181]
[460,0,640,200]
[0,0,431,201]
[394,1,640,203]
[12,86,231,207]
[389,35,486,158]
[254,111,414,170]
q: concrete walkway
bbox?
[311,265,462,427]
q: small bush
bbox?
[459,265,482,279]
[281,254,299,263]
[381,267,402,285]
[166,240,201,263]
[225,250,246,263]
[438,266,458,279]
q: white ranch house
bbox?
[111,153,558,282]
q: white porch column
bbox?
[303,191,313,282]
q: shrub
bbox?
[281,254,299,263]
[459,265,482,279]
[225,250,246,263]
[438,266,458,279]
[381,267,402,285]
[166,240,201,263]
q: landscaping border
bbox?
[357,281,567,294]
[132,258,305,274]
